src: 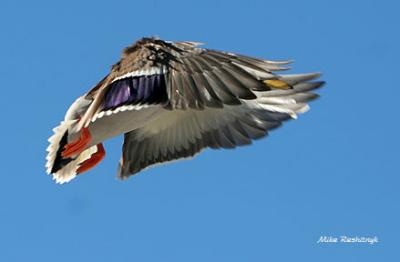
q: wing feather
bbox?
[117,94,316,178]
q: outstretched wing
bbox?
[117,77,323,178]
[78,38,295,129]
[135,39,292,109]
[117,106,288,178]
[163,43,280,109]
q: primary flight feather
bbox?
[46,37,324,184]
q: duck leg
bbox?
[77,143,106,174]
[62,127,92,158]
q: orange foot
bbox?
[77,143,106,174]
[62,127,92,158]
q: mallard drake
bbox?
[46,37,324,184]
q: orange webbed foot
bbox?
[76,143,106,174]
[61,127,92,158]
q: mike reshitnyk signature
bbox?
[317,236,379,245]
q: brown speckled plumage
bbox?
[46,37,324,184]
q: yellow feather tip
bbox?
[264,79,290,90]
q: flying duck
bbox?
[46,37,324,184]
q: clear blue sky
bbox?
[0,0,398,261]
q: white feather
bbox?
[111,66,168,83]
[52,146,98,184]
[45,120,76,174]
[46,120,99,184]
[90,104,151,122]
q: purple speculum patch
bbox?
[103,74,167,110]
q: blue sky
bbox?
[0,0,399,261]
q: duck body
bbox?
[46,37,324,184]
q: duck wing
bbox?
[117,79,323,178]
[77,37,293,129]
